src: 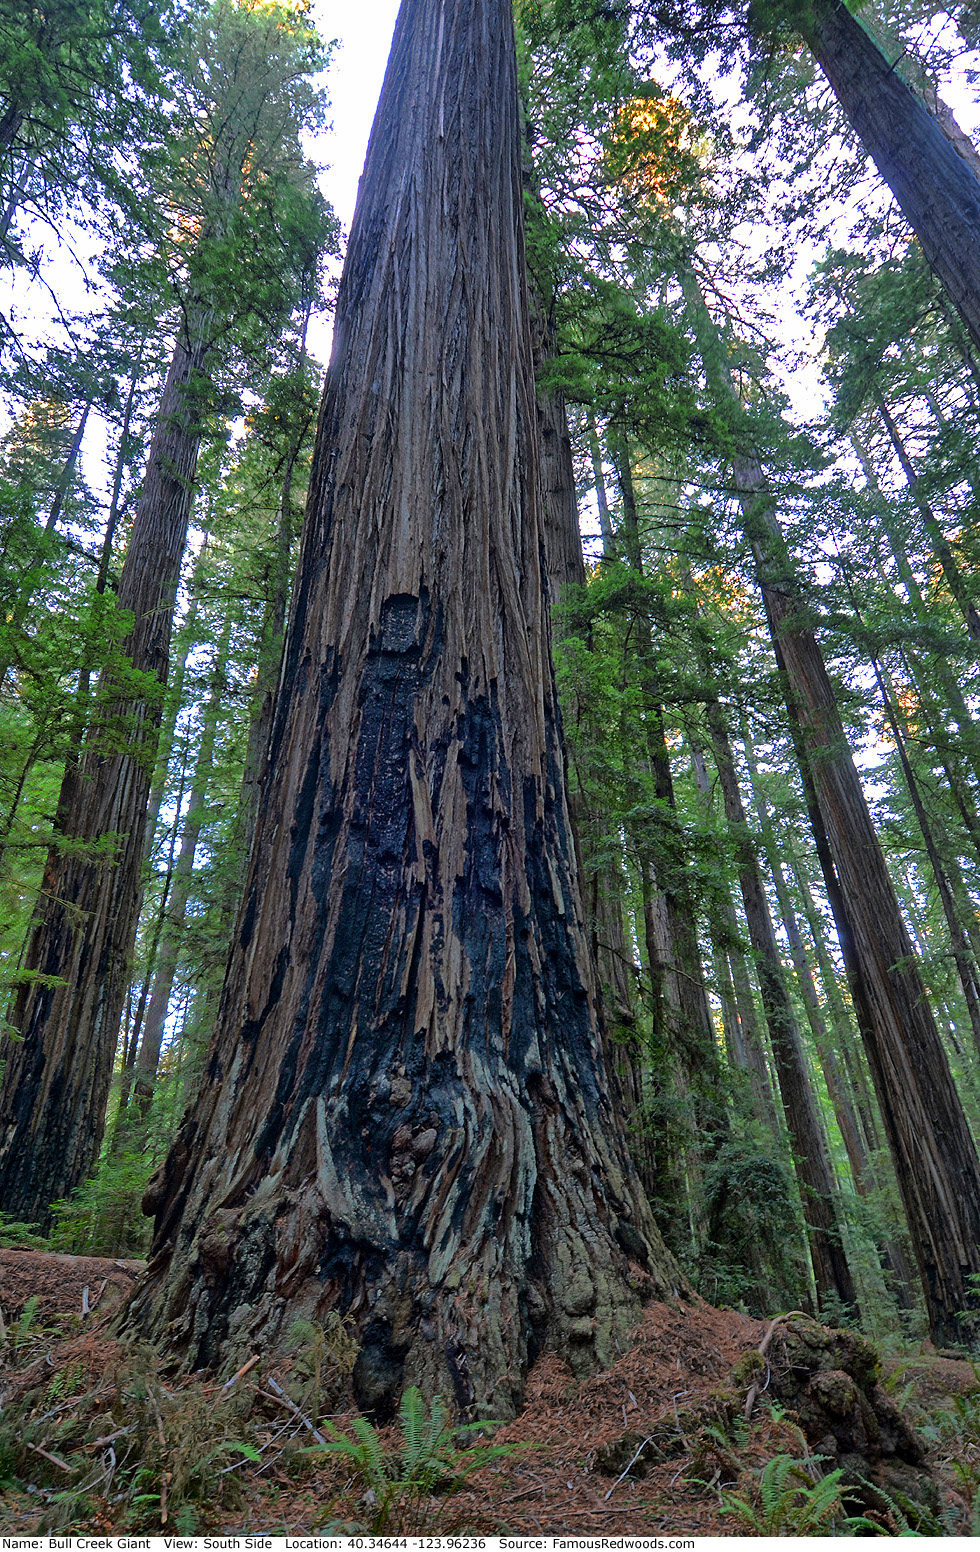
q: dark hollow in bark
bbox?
[125,0,678,1419]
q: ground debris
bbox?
[0,1252,977,1535]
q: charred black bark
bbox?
[126,0,678,1416]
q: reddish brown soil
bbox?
[0,1248,144,1321]
[0,1252,975,1536]
[448,1300,767,1536]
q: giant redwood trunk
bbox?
[127,0,677,1418]
[802,0,980,354]
[0,338,206,1226]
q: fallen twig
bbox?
[744,1310,809,1421]
[88,1425,136,1450]
[260,1376,328,1446]
[603,1437,656,1500]
[27,1441,72,1473]
[220,1353,260,1395]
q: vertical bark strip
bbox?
[129,0,676,1418]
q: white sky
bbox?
[298,2,401,365]
[313,0,401,232]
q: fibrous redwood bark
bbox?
[803,0,980,354]
[0,338,207,1227]
[128,0,676,1418]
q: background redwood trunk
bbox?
[705,699,857,1313]
[681,263,980,1345]
[804,0,980,352]
[133,618,231,1118]
[0,337,207,1226]
[760,559,980,1344]
[128,0,677,1418]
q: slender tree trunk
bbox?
[853,436,980,795]
[587,412,616,554]
[607,436,726,1254]
[609,438,718,1074]
[0,332,209,1227]
[782,839,881,1157]
[831,526,980,1052]
[133,620,230,1118]
[713,940,746,1075]
[127,0,676,1417]
[873,658,980,1060]
[116,739,190,1125]
[238,313,314,852]
[689,745,780,1132]
[531,310,654,1182]
[748,771,871,1192]
[116,563,210,1117]
[802,0,980,353]
[683,265,980,1344]
[702,697,857,1311]
[757,520,980,1342]
[875,395,980,642]
[143,547,208,869]
[744,740,920,1314]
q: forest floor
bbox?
[1,1249,979,1536]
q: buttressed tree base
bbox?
[126,0,679,1419]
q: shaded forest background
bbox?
[2,0,980,1359]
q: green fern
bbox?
[0,1211,48,1250]
[399,1386,446,1484]
[312,1414,387,1494]
[721,1451,876,1536]
[306,1385,525,1532]
[14,1295,42,1348]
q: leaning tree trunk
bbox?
[802,0,980,354]
[0,335,207,1227]
[874,396,980,645]
[126,0,677,1420]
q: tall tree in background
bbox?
[0,0,333,1228]
[129,0,677,1417]
[0,0,171,354]
[681,269,980,1345]
[797,0,980,352]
